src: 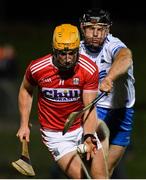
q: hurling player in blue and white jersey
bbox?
[79,8,135,177]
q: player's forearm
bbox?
[82,92,98,134]
[107,48,133,81]
[18,87,33,127]
[83,108,98,135]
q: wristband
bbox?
[84,134,96,141]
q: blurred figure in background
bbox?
[0,44,18,78]
[0,44,19,116]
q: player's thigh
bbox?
[108,145,126,168]
[57,150,83,179]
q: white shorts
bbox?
[40,127,102,161]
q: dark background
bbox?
[0,0,146,179]
[0,0,146,23]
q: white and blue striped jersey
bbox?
[79,34,135,109]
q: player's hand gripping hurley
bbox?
[11,124,35,176]
[63,92,107,135]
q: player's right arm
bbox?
[100,47,132,93]
[16,76,34,143]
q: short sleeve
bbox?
[83,65,99,91]
[25,62,37,86]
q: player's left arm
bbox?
[82,59,99,135]
[82,91,98,134]
[100,47,133,92]
[81,63,100,160]
[82,90,99,160]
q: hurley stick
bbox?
[11,138,35,176]
[63,92,107,135]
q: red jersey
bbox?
[25,54,99,131]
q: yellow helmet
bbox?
[53,24,80,50]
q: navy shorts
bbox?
[96,107,134,146]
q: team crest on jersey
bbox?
[73,78,79,85]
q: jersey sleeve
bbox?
[83,64,99,91]
[25,61,37,86]
[108,38,127,58]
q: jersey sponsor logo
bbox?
[42,88,81,102]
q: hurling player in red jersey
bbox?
[16,24,108,178]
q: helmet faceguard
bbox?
[80,8,112,27]
[53,48,79,71]
[80,9,112,53]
